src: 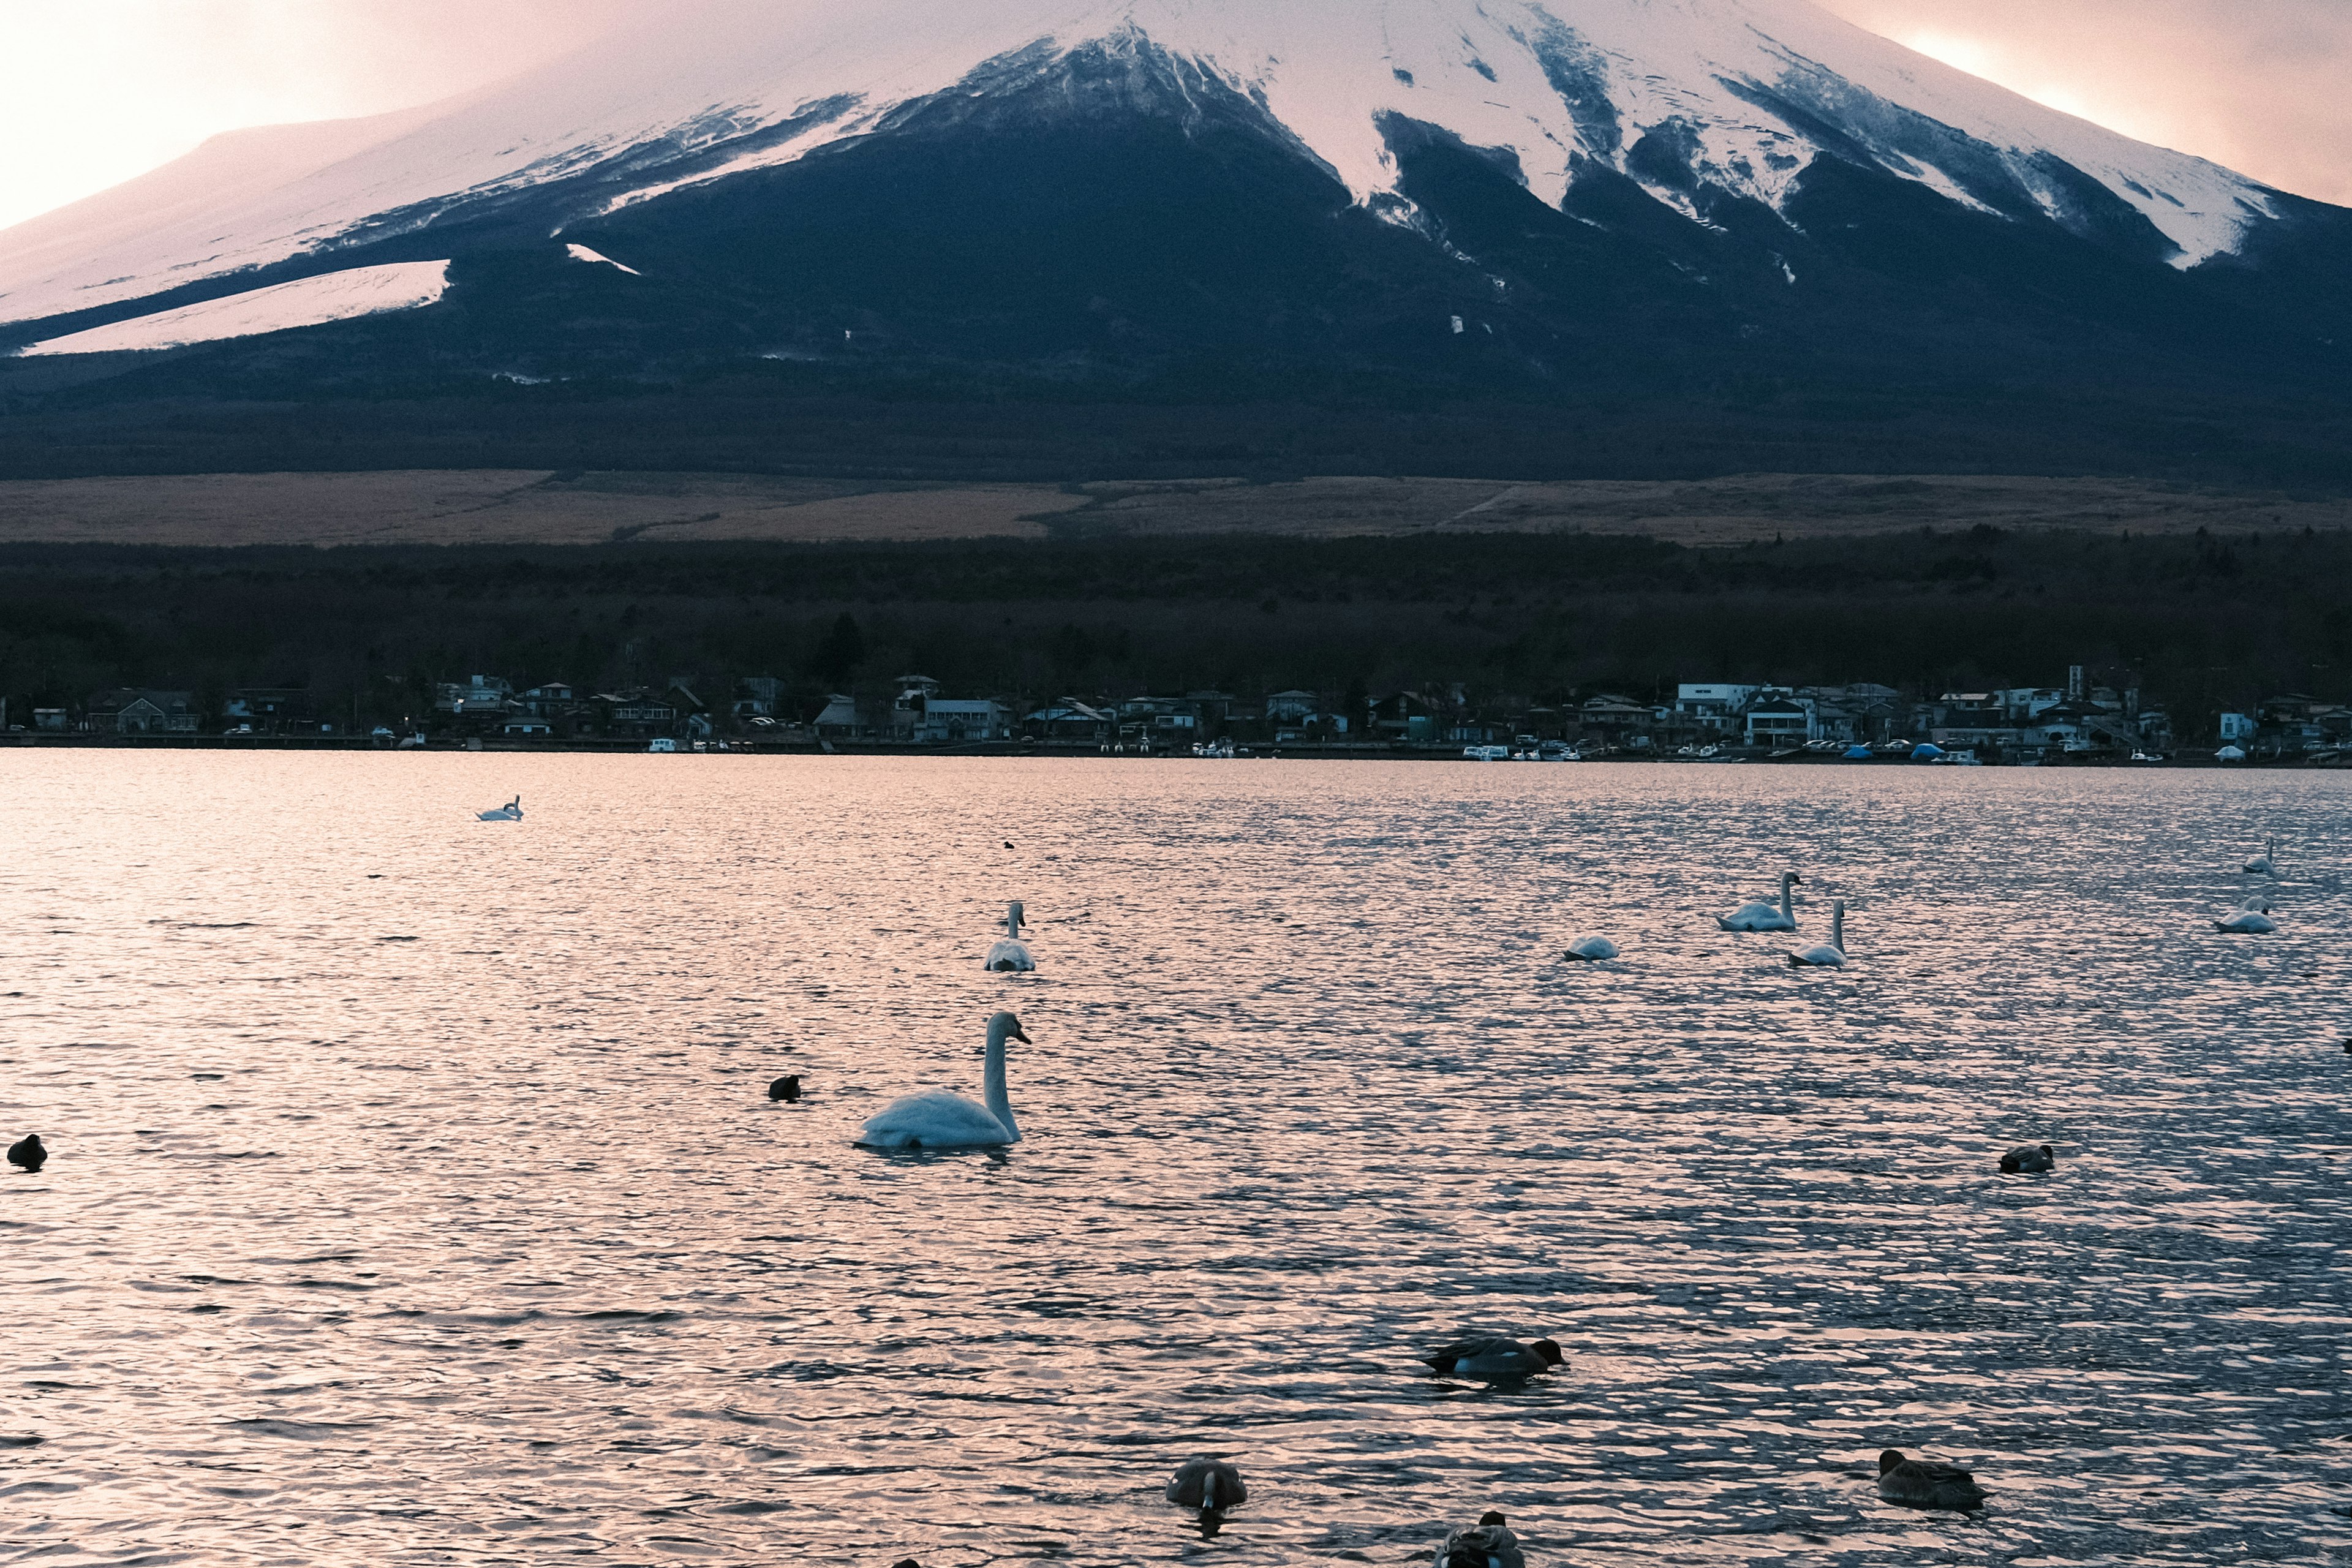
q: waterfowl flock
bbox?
[726,829,2337,1558]
[10,818,2322,1561]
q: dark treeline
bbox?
[3,527,2346,737]
[7,379,2352,489]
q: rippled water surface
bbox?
[2,754,2348,1567]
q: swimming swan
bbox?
[1788,900,1848,967]
[2244,837,2277,875]
[476,796,522,821]
[1563,934,1620,961]
[1720,872,1801,932]
[1999,1143,2055,1174]
[1875,1450,1986,1512]
[985,902,1035,972]
[858,1012,1028,1148]
[1423,1336,1564,1378]
[1435,1513,1525,1568]
[1167,1457,1247,1513]
[2213,897,2277,934]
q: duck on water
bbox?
[1876,1449,1987,1511]
[1423,1336,1564,1378]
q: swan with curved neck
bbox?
[2212,896,2277,934]
[476,796,522,822]
[2243,837,2277,876]
[858,1012,1029,1148]
[1720,872,1801,932]
[1789,900,1847,966]
[986,902,1035,972]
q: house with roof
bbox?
[1743,692,1815,748]
[733,676,785,720]
[434,676,514,721]
[812,693,863,737]
[1265,690,1320,723]
[1024,700,1114,744]
[1580,693,1656,748]
[516,682,577,718]
[88,689,198,734]
[1674,684,1760,734]
[224,687,312,732]
[595,687,680,735]
[915,698,1012,743]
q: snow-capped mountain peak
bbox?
[0,0,2285,333]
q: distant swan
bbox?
[1167,1457,1247,1513]
[1788,900,1848,967]
[1423,1336,1564,1378]
[1999,1143,2055,1174]
[858,1011,1029,1149]
[2244,837,2277,875]
[1720,872,1801,931]
[1435,1512,1525,1568]
[476,796,522,821]
[2214,897,2277,934]
[985,902,1035,972]
[1563,934,1619,961]
[1876,1450,1986,1512]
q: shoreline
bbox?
[0,734,2336,768]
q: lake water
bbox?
[1,753,2347,1567]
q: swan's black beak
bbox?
[1013,1028,1031,1044]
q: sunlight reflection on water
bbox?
[1,753,2347,1566]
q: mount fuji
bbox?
[2,0,2347,462]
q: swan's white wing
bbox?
[1721,902,1794,930]
[984,940,1035,971]
[858,1090,1011,1148]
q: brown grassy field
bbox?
[1,468,2348,548]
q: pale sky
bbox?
[0,0,2345,233]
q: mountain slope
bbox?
[0,0,2345,470]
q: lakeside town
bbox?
[7,666,2349,765]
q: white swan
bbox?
[1563,934,1620,961]
[1719,872,1801,931]
[984,901,1035,972]
[2213,897,2277,934]
[475,796,522,821]
[2243,837,2277,875]
[1789,900,1848,966]
[858,1011,1028,1148]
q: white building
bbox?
[1744,693,1815,747]
[915,699,1011,743]
[1676,684,1761,732]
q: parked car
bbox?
[648,738,678,753]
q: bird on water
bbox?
[7,1134,45,1173]
[986,902,1036,972]
[1876,1449,1987,1511]
[1999,1144,2056,1174]
[1435,1512,1525,1568]
[1562,933,1619,961]
[767,1074,802,1102]
[1423,1336,1564,1378]
[1719,871,1802,932]
[1788,900,1849,967]
[1167,1457,1247,1513]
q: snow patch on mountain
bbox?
[565,243,641,274]
[0,0,2289,329]
[15,260,450,356]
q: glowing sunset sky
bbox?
[0,0,2345,233]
